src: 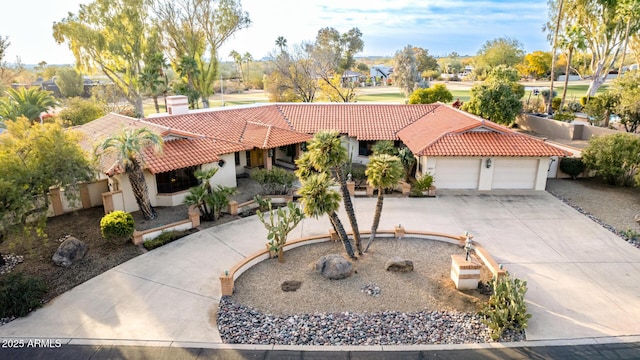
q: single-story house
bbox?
[73,96,567,214]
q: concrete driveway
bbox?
[0,191,639,346]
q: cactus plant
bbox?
[255,196,305,263]
[480,272,532,340]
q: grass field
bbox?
[143,81,610,115]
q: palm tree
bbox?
[371,140,397,156]
[364,154,404,253]
[305,130,363,255]
[140,53,168,113]
[0,87,58,124]
[297,172,356,259]
[275,36,288,53]
[98,128,163,220]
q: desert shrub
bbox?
[552,97,562,111]
[580,96,590,107]
[0,272,47,318]
[143,230,189,250]
[480,272,532,340]
[100,210,135,243]
[552,111,575,122]
[559,157,585,179]
[413,172,434,191]
[540,89,557,105]
[582,133,640,186]
[250,168,296,195]
[565,101,582,112]
[57,97,106,126]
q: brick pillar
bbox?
[346,181,355,196]
[329,229,339,241]
[102,192,114,214]
[50,187,64,216]
[228,201,238,216]
[188,205,200,227]
[450,254,482,290]
[132,230,144,246]
[80,183,92,209]
[366,185,374,197]
[394,226,405,239]
[400,181,411,196]
[220,274,234,296]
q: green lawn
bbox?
[356,92,406,103]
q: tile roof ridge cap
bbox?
[395,103,440,134]
[263,125,272,148]
[275,104,294,129]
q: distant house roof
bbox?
[78,103,567,175]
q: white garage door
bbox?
[492,158,538,189]
[435,158,481,189]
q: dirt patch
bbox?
[231,239,492,315]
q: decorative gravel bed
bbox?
[218,297,525,345]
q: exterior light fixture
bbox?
[486,158,492,169]
[268,148,274,158]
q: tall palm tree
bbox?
[98,128,163,220]
[297,172,356,259]
[364,154,404,253]
[140,52,168,113]
[275,36,287,53]
[0,87,58,123]
[306,130,362,255]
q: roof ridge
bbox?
[263,125,272,148]
[275,104,295,130]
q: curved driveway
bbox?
[1,191,640,349]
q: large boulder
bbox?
[52,236,88,267]
[315,254,353,280]
[384,257,414,272]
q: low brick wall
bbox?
[219,228,504,296]
[132,205,200,245]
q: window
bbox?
[358,141,376,156]
[156,166,199,194]
[235,152,240,166]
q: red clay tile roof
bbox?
[421,132,568,157]
[278,103,439,140]
[82,103,568,175]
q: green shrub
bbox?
[580,96,590,107]
[100,210,135,243]
[413,173,434,191]
[0,272,47,318]
[480,272,532,340]
[143,230,189,250]
[565,101,582,112]
[551,97,562,111]
[552,111,575,122]
[559,157,585,179]
[250,168,297,195]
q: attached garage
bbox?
[491,158,539,189]
[435,158,482,189]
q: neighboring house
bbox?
[74,96,566,214]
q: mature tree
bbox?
[393,45,421,97]
[0,118,93,233]
[55,67,85,98]
[558,25,588,108]
[630,34,640,65]
[174,55,201,108]
[473,37,525,77]
[140,27,168,113]
[57,97,106,126]
[414,47,439,74]
[0,35,23,92]
[583,91,619,127]
[610,70,640,132]
[149,0,250,108]
[408,84,453,104]
[242,52,253,84]
[462,66,524,126]
[546,0,640,96]
[229,50,243,81]
[297,172,356,259]
[364,154,404,253]
[53,0,150,117]
[97,127,163,220]
[582,133,640,186]
[516,51,553,79]
[308,27,364,102]
[265,43,317,102]
[300,130,362,254]
[0,87,58,124]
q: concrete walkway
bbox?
[1,191,640,348]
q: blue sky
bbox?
[1,0,551,65]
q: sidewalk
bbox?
[0,192,639,348]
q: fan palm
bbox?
[298,172,356,259]
[305,130,362,254]
[0,87,58,123]
[98,127,163,220]
[364,154,404,253]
